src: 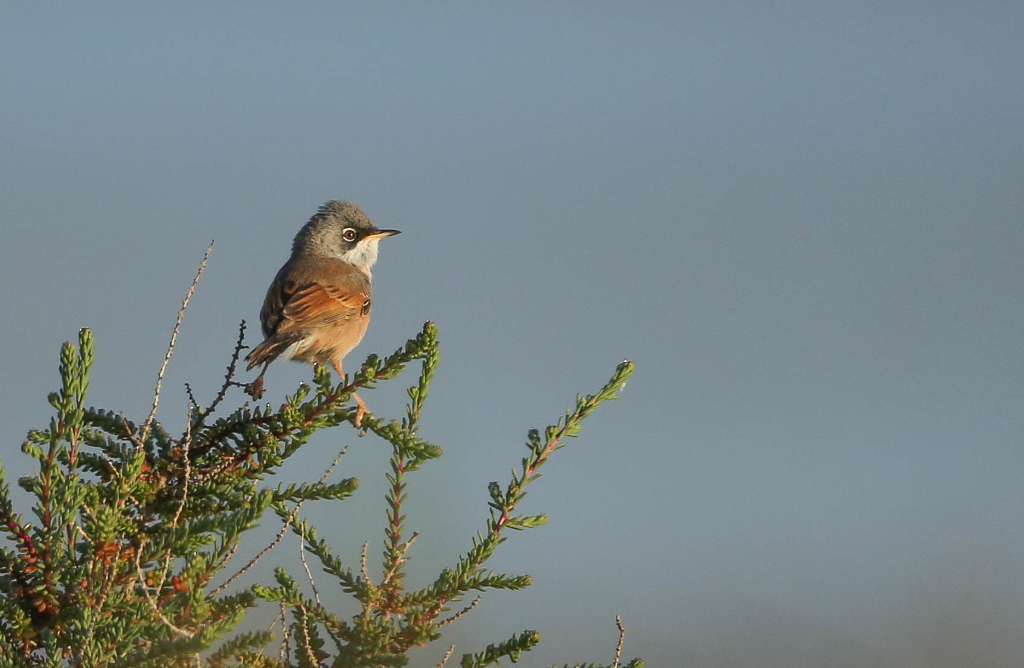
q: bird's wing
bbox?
[260,263,371,338]
[279,281,369,332]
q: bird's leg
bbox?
[352,393,368,430]
[246,363,269,400]
[333,360,367,427]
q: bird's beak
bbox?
[368,229,401,240]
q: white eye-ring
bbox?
[342,228,358,242]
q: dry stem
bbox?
[141,240,214,446]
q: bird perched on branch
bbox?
[246,200,400,426]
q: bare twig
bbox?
[438,595,481,627]
[212,445,348,596]
[190,320,248,434]
[119,414,145,450]
[141,240,214,446]
[171,406,194,529]
[299,535,322,608]
[318,446,349,486]
[184,383,199,411]
[435,644,456,668]
[150,407,195,597]
[249,601,287,666]
[360,540,371,585]
[298,603,317,666]
[300,530,347,653]
[211,511,291,597]
[212,537,241,576]
[134,545,195,639]
[279,600,290,664]
[613,615,626,668]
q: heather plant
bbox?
[0,249,641,668]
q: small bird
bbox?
[245,200,400,426]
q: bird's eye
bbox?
[342,228,358,242]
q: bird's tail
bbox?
[246,333,302,371]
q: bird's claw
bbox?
[246,375,266,400]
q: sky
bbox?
[1,3,1023,666]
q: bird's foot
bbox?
[353,391,368,431]
[246,374,266,400]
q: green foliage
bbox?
[0,320,639,667]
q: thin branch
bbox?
[134,545,195,639]
[211,510,291,597]
[300,530,347,654]
[299,534,322,608]
[613,615,626,668]
[298,603,317,667]
[279,600,289,664]
[184,383,200,412]
[152,406,195,597]
[119,413,145,450]
[171,406,194,529]
[438,596,481,627]
[187,347,413,462]
[212,445,348,596]
[421,362,634,624]
[360,540,371,586]
[383,531,419,586]
[435,644,456,668]
[190,319,248,435]
[141,240,214,446]
[211,537,241,579]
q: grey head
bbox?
[292,200,400,269]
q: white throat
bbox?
[338,238,380,273]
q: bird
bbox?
[245,200,400,426]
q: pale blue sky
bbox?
[2,4,1023,665]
